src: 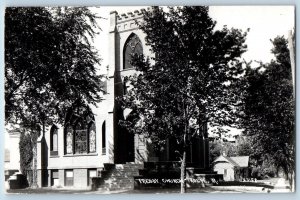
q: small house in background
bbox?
[213,154,249,181]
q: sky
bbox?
[93,6,295,72]
[4,6,295,146]
[91,6,294,136]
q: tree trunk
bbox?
[287,165,295,192]
[282,165,290,187]
[31,122,45,188]
[180,115,188,193]
[180,149,187,193]
[290,169,295,192]
[31,143,38,188]
[180,101,188,193]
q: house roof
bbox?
[230,156,249,167]
[213,155,249,168]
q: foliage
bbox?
[5,7,103,186]
[242,36,295,182]
[19,125,40,174]
[209,136,252,165]
[119,6,248,192]
[251,155,277,179]
[209,141,223,164]
[5,7,103,126]
[236,137,252,156]
[19,132,33,174]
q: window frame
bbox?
[102,121,106,155]
[65,169,74,186]
[88,122,96,153]
[64,104,96,155]
[123,33,143,70]
[74,119,88,154]
[51,169,59,186]
[50,125,58,156]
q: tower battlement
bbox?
[116,8,151,23]
[112,8,152,32]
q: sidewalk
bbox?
[271,178,291,193]
[5,178,293,194]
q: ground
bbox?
[5,178,291,194]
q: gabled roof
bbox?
[214,155,249,168]
[225,156,239,166]
[230,156,249,167]
[213,155,236,167]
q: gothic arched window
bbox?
[64,103,95,155]
[123,33,143,69]
[65,124,73,154]
[50,125,58,156]
[89,122,96,153]
[74,119,87,154]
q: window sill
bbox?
[50,151,59,157]
[50,155,60,158]
[63,153,98,157]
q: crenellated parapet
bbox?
[117,8,147,22]
[113,8,151,32]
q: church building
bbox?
[36,8,210,189]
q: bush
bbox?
[251,167,263,179]
[251,164,276,180]
[19,133,33,175]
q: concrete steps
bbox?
[92,162,222,191]
[95,163,143,191]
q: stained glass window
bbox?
[66,126,73,154]
[75,122,87,154]
[64,103,95,155]
[123,33,143,69]
[89,123,96,153]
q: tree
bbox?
[209,136,252,164]
[209,141,223,164]
[19,130,34,175]
[5,7,103,186]
[119,6,248,193]
[242,36,295,190]
[236,137,252,156]
[5,7,103,124]
[18,123,40,186]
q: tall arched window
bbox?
[102,121,106,155]
[74,119,87,154]
[50,125,58,156]
[65,124,73,154]
[123,33,143,69]
[64,102,95,155]
[89,122,96,153]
